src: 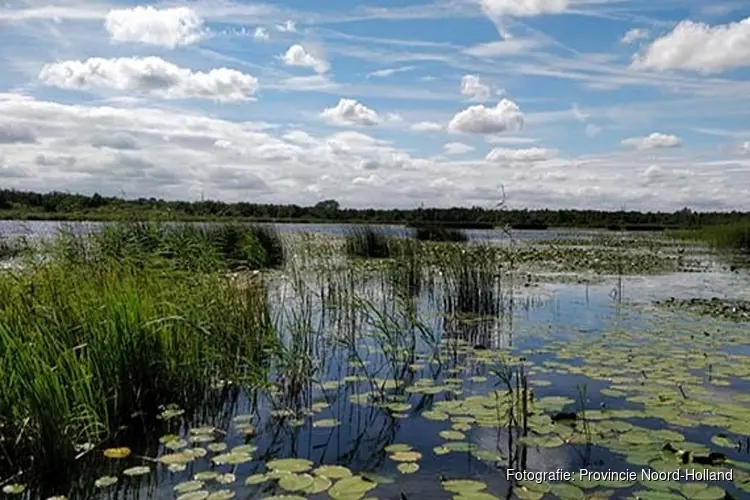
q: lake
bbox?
[1,222,748,500]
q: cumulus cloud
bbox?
[410,121,443,133]
[448,99,524,135]
[481,0,569,17]
[0,123,37,143]
[253,27,269,41]
[621,28,650,44]
[90,132,139,150]
[443,142,475,155]
[485,147,556,162]
[39,57,258,102]
[321,99,380,127]
[460,75,492,102]
[281,44,330,74]
[105,6,207,48]
[631,18,750,73]
[621,132,682,150]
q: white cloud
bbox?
[253,27,269,41]
[276,20,297,32]
[485,147,556,162]
[367,66,416,78]
[480,0,569,17]
[443,142,475,155]
[321,98,380,126]
[448,99,524,135]
[740,141,750,153]
[460,74,491,102]
[463,39,542,57]
[621,132,683,150]
[39,57,258,102]
[631,18,750,73]
[281,44,330,74]
[105,6,207,49]
[410,121,443,133]
[621,28,650,44]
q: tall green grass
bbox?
[50,222,285,271]
[344,226,394,259]
[0,253,276,476]
[672,221,750,255]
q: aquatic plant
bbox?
[343,226,395,259]
[414,225,468,243]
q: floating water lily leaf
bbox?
[267,458,313,473]
[165,439,188,450]
[549,482,584,500]
[389,451,421,462]
[314,465,352,479]
[175,481,205,493]
[94,476,118,488]
[451,493,499,500]
[471,450,504,462]
[207,442,228,453]
[384,444,412,453]
[303,475,332,494]
[123,466,151,476]
[212,452,251,465]
[433,446,450,455]
[279,473,315,492]
[194,471,218,481]
[206,490,235,500]
[710,434,736,449]
[160,452,194,465]
[169,463,188,473]
[515,487,544,500]
[176,492,209,500]
[189,434,215,444]
[2,484,25,495]
[160,434,180,444]
[103,447,131,459]
[262,496,306,500]
[442,479,487,494]
[190,426,215,435]
[216,474,236,485]
[631,491,684,500]
[440,430,466,440]
[244,473,269,485]
[231,444,258,454]
[328,476,376,500]
[313,418,341,428]
[443,441,478,453]
[679,483,725,500]
[422,410,450,421]
[397,462,419,474]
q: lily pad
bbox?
[94,476,118,488]
[267,458,314,473]
[314,465,353,479]
[278,474,315,492]
[103,447,131,459]
[123,466,151,476]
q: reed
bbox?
[344,226,395,259]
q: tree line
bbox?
[0,189,747,230]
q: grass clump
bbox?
[0,236,30,260]
[0,254,276,477]
[344,226,394,259]
[414,225,468,243]
[51,222,285,271]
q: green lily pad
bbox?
[123,466,151,476]
[397,462,419,474]
[175,481,205,494]
[278,474,315,492]
[94,476,118,488]
[442,479,487,494]
[328,476,377,500]
[313,418,341,428]
[176,492,210,500]
[2,484,25,495]
[314,465,352,479]
[206,490,234,500]
[267,458,314,473]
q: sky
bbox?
[1,0,749,211]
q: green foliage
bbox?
[414,225,468,243]
[0,256,276,473]
[1,189,749,229]
[48,222,285,271]
[344,226,394,259]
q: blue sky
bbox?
[0,0,749,210]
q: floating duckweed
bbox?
[313,465,352,479]
[103,447,131,459]
[267,458,314,473]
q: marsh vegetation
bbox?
[0,222,749,500]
